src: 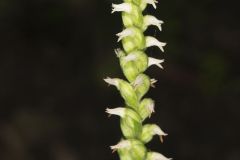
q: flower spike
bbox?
[106,0,171,159]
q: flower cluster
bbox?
[105,0,171,159]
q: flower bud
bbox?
[132,74,151,100]
[104,78,138,110]
[106,107,142,138]
[140,124,168,143]
[138,98,155,120]
[122,3,143,28]
[112,139,147,160]
[120,115,142,138]
[118,50,148,82]
[146,152,172,160]
[120,27,146,53]
[129,51,148,73]
[120,54,139,82]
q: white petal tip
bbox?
[104,77,118,86]
[145,0,158,9]
[110,140,131,150]
[149,57,165,69]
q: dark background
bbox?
[0,0,239,160]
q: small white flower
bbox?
[146,101,155,116]
[148,57,165,69]
[105,107,125,118]
[144,0,158,9]
[146,36,167,52]
[114,48,124,58]
[132,75,146,88]
[144,15,163,31]
[152,125,168,143]
[104,77,119,87]
[148,152,172,160]
[112,3,132,14]
[110,140,131,152]
[116,28,133,42]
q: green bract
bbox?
[105,0,171,159]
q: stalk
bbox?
[105,0,171,159]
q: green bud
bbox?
[132,74,151,100]
[140,2,147,11]
[140,124,168,144]
[138,98,155,120]
[120,56,139,82]
[122,3,143,28]
[118,149,133,160]
[104,78,139,110]
[130,51,148,73]
[120,108,142,138]
[146,152,172,160]
[118,50,148,82]
[121,116,142,138]
[106,107,142,139]
[121,27,145,53]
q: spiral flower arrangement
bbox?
[104,0,171,159]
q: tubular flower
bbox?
[105,0,171,159]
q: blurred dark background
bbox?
[0,0,239,160]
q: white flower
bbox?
[146,36,167,52]
[152,125,168,143]
[116,28,133,42]
[132,75,144,88]
[147,152,172,160]
[105,107,125,118]
[144,0,158,9]
[104,77,119,87]
[146,100,155,116]
[112,3,132,14]
[110,140,131,152]
[144,15,164,31]
[148,57,165,69]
